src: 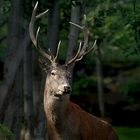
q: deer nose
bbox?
[64,86,71,93]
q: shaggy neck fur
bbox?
[44,87,70,128]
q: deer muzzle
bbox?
[57,84,71,96]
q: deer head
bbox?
[29,1,97,100]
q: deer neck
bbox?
[44,87,70,125]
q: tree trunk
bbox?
[3,64,23,139]
[0,0,30,119]
[0,0,3,26]
[0,0,25,129]
[3,89,16,128]
[4,0,23,75]
[33,72,47,140]
[24,43,34,138]
[0,31,30,118]
[66,4,80,80]
[46,0,60,55]
[96,45,105,117]
[14,64,23,140]
[31,51,47,139]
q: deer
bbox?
[29,2,119,140]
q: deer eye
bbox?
[51,70,56,76]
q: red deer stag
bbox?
[29,2,119,140]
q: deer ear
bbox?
[62,64,68,71]
[63,63,74,70]
[39,57,50,73]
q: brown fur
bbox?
[43,65,119,140]
[44,100,118,140]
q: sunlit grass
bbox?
[115,127,140,140]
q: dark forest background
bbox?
[0,0,140,139]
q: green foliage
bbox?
[87,1,140,56]
[119,77,140,103]
[115,127,140,140]
[0,4,8,61]
[0,124,14,140]
[101,46,140,66]
[0,0,11,17]
[73,75,97,95]
[0,44,6,61]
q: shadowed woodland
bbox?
[0,0,140,139]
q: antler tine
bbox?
[65,21,89,65]
[69,22,83,30]
[79,27,89,55]
[83,39,97,56]
[36,26,40,44]
[36,9,49,19]
[35,26,53,61]
[74,39,97,63]
[29,1,38,47]
[53,40,61,62]
[66,42,82,66]
[66,15,97,66]
[70,16,89,56]
[29,1,53,62]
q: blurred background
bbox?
[0,0,140,139]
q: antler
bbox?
[65,18,97,66]
[29,1,61,64]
